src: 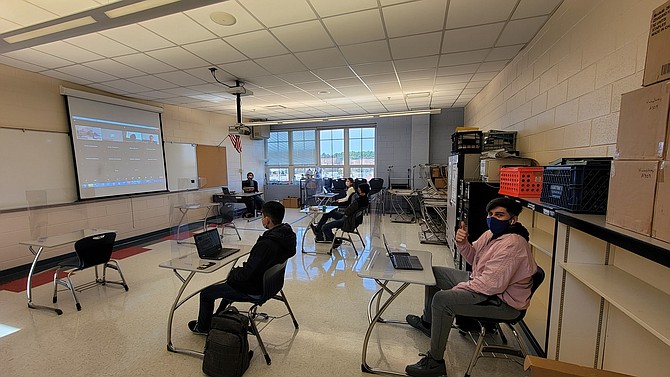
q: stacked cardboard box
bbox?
[282,197,300,208]
[607,81,670,241]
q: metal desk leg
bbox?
[27,245,62,315]
[301,213,329,255]
[361,281,410,375]
[166,270,204,357]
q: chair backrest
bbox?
[369,178,384,190]
[73,232,116,268]
[322,177,332,192]
[354,178,367,190]
[332,178,347,190]
[258,260,288,304]
[218,203,235,223]
[530,266,545,295]
[342,207,366,232]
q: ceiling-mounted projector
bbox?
[223,86,253,96]
[229,123,252,135]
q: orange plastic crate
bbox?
[498,167,543,197]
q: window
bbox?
[266,127,375,182]
[349,128,375,180]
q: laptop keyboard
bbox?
[392,253,422,270]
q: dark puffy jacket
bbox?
[227,223,296,295]
[342,194,369,231]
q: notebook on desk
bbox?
[194,229,239,260]
[382,234,423,270]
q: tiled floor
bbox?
[0,209,528,376]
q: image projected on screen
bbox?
[66,96,167,199]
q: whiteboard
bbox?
[0,128,77,210]
[164,142,198,191]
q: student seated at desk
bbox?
[310,183,369,246]
[242,171,265,218]
[335,178,355,207]
[404,197,537,377]
[188,201,296,334]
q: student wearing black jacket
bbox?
[188,201,296,334]
[310,183,369,246]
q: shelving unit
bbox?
[548,212,670,377]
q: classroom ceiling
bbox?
[0,0,563,122]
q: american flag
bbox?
[229,134,242,153]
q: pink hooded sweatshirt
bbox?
[454,225,537,310]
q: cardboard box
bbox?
[615,81,670,160]
[606,160,659,235]
[652,161,670,242]
[643,0,670,86]
[524,356,634,377]
[282,197,300,208]
[480,158,532,182]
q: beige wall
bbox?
[465,0,659,165]
[0,63,264,272]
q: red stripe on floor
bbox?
[112,246,150,259]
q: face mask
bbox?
[487,217,511,235]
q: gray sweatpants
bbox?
[423,266,521,359]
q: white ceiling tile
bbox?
[0,55,44,71]
[397,69,435,81]
[466,81,489,89]
[340,40,391,64]
[361,73,398,84]
[367,82,401,92]
[225,30,288,58]
[32,41,102,63]
[270,20,334,52]
[295,81,332,91]
[182,39,246,65]
[140,13,216,45]
[394,56,439,72]
[314,66,355,80]
[322,9,386,45]
[4,48,72,69]
[383,0,447,38]
[101,24,174,51]
[250,75,292,87]
[239,0,316,27]
[28,0,116,16]
[282,91,318,101]
[326,77,365,87]
[471,71,498,81]
[41,69,92,85]
[57,66,118,81]
[434,82,467,90]
[266,84,302,94]
[0,18,22,34]
[127,75,177,90]
[446,0,517,29]
[478,60,509,73]
[162,87,204,97]
[155,71,207,86]
[513,0,563,19]
[134,90,176,100]
[0,0,59,29]
[275,71,318,84]
[295,47,347,69]
[336,86,372,96]
[442,23,505,53]
[497,16,547,46]
[439,49,489,66]
[309,0,378,17]
[219,60,270,79]
[434,73,472,83]
[351,61,395,76]
[97,79,151,93]
[390,31,442,59]
[83,59,145,78]
[184,2,263,37]
[87,82,126,94]
[486,44,524,61]
[461,88,483,96]
[255,54,307,74]
[146,47,210,70]
[436,63,479,76]
[401,78,435,91]
[64,33,137,57]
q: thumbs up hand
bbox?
[455,221,468,243]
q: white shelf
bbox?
[528,228,553,257]
[560,262,670,347]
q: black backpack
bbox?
[202,306,253,377]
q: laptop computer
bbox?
[383,234,423,270]
[221,186,231,195]
[194,229,240,260]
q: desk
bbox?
[312,192,338,206]
[175,203,218,244]
[223,192,264,222]
[387,189,417,223]
[159,245,251,357]
[357,248,435,375]
[19,228,114,315]
[299,206,339,253]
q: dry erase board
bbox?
[164,142,198,191]
[0,128,77,210]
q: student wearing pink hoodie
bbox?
[405,197,537,377]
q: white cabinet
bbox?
[547,213,670,376]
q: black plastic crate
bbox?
[482,130,517,151]
[451,131,482,153]
[540,164,611,213]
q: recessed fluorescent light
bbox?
[4,16,96,44]
[405,91,431,99]
[105,0,180,19]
